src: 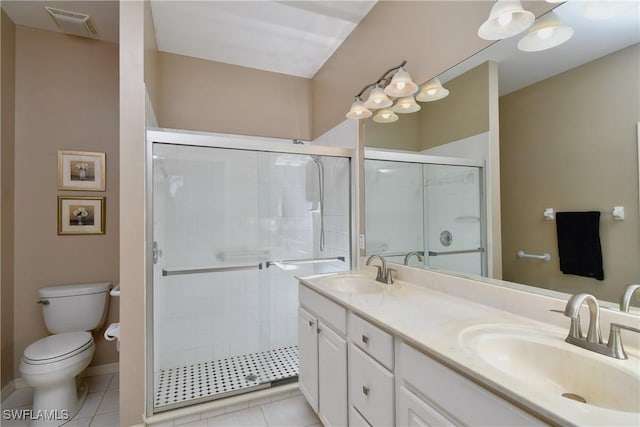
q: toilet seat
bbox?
[23,332,93,365]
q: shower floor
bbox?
[155,346,299,410]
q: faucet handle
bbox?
[386,268,396,284]
[607,323,640,360]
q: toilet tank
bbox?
[39,282,111,334]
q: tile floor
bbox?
[1,373,119,427]
[2,375,321,427]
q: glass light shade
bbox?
[384,67,419,97]
[392,96,421,113]
[372,108,398,123]
[363,85,393,109]
[346,98,373,119]
[416,78,449,102]
[517,12,574,52]
[478,0,535,40]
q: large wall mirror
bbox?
[363,1,640,310]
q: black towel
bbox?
[556,211,604,280]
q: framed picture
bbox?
[58,150,105,191]
[58,196,105,235]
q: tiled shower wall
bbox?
[153,145,350,371]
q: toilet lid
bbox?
[24,332,93,364]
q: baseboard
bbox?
[9,363,120,392]
[1,380,15,401]
[81,362,119,377]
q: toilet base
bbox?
[28,379,88,427]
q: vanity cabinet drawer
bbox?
[350,406,372,427]
[398,342,545,426]
[299,284,347,335]
[349,313,394,370]
[349,344,394,427]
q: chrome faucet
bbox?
[403,251,424,266]
[620,284,640,312]
[366,255,394,284]
[563,293,640,359]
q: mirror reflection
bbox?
[363,1,640,310]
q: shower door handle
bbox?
[428,248,484,256]
[162,263,263,276]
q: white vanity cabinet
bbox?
[396,343,546,426]
[298,285,348,427]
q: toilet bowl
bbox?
[19,282,110,427]
[20,332,95,426]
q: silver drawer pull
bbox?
[37,299,50,305]
[362,334,369,344]
[308,320,314,328]
[317,328,322,333]
[362,385,370,396]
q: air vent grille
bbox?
[45,6,98,38]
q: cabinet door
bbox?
[318,321,348,427]
[397,386,455,427]
[298,306,318,412]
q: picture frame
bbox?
[58,196,105,235]
[58,150,105,191]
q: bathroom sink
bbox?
[459,324,640,413]
[320,275,385,294]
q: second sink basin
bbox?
[459,324,640,413]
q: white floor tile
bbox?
[96,388,119,415]
[1,388,33,409]
[178,420,207,427]
[89,411,119,427]
[0,418,30,427]
[199,407,225,419]
[206,407,267,427]
[75,391,104,419]
[85,374,114,393]
[260,396,320,427]
[174,413,201,426]
[107,374,119,390]
[65,416,92,427]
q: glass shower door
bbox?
[423,164,485,276]
[152,143,351,411]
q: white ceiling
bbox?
[149,1,377,78]
[2,1,637,91]
[1,1,119,44]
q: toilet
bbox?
[19,282,111,427]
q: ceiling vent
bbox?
[45,7,98,38]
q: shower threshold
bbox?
[154,346,299,411]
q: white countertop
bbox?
[298,268,640,426]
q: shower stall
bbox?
[146,130,353,413]
[364,150,486,276]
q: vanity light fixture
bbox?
[345,60,419,121]
[517,12,574,52]
[415,78,450,102]
[478,0,535,41]
[392,96,421,113]
[373,108,399,123]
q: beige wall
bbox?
[1,9,16,390]
[119,1,148,425]
[311,1,554,139]
[418,62,490,151]
[363,112,420,151]
[500,44,640,303]
[12,26,120,376]
[156,52,312,140]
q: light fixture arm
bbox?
[354,60,408,99]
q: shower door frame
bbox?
[364,148,488,277]
[144,128,357,417]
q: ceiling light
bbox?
[363,85,393,109]
[392,96,421,113]
[384,67,419,97]
[517,12,574,52]
[416,78,450,102]
[478,0,535,40]
[346,98,373,119]
[373,109,398,123]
